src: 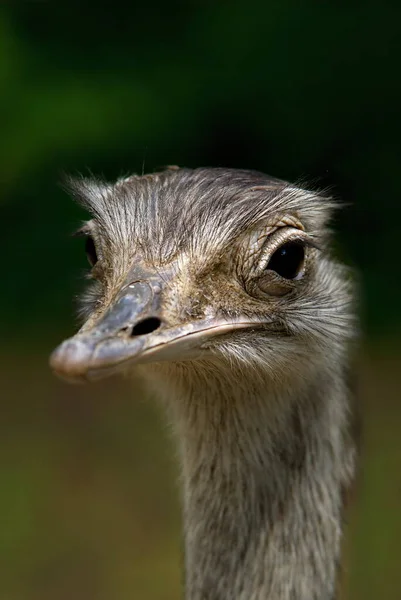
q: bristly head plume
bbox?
[65,167,336,262]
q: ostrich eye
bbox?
[85,236,98,267]
[265,242,305,279]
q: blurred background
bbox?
[1,2,400,598]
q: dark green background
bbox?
[1,3,400,599]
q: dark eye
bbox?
[265,242,305,279]
[85,236,98,267]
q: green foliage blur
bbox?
[1,2,400,599]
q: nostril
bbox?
[131,317,161,336]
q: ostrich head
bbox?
[50,167,356,600]
[51,167,352,384]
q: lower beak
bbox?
[49,281,258,383]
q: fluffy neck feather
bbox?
[141,357,355,600]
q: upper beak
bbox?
[50,276,257,383]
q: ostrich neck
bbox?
[162,364,355,600]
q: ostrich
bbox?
[50,167,357,600]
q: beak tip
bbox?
[49,338,94,383]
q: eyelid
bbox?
[71,223,93,238]
[260,229,321,256]
[254,229,319,276]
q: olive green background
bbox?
[1,2,400,599]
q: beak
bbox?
[50,277,258,383]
